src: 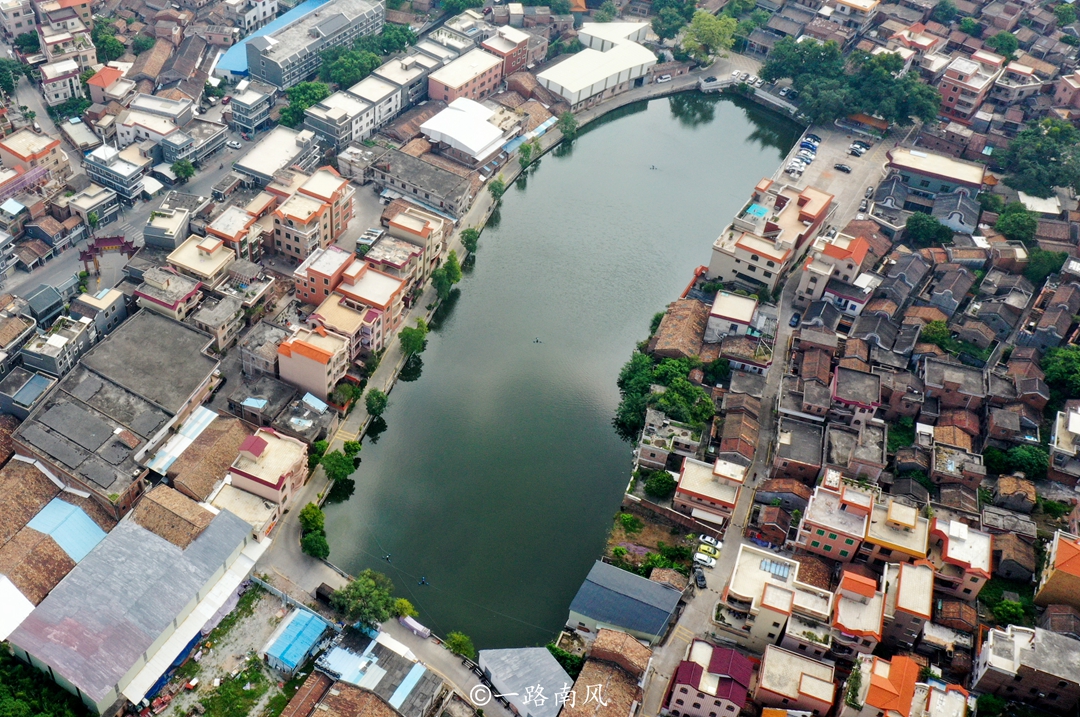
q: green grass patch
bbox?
[174,658,201,682]
[201,655,270,717]
[980,576,1037,626]
[207,585,264,645]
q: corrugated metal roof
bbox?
[26,497,106,562]
[267,609,327,671]
[568,561,680,638]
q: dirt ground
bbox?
[159,589,294,717]
[605,510,693,560]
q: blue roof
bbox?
[301,392,328,412]
[746,203,769,219]
[13,373,52,408]
[27,497,107,562]
[216,0,333,75]
[242,397,269,409]
[568,561,680,638]
[1,198,25,215]
[267,610,327,670]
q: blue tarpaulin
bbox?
[266,610,327,673]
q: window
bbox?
[767,633,775,638]
[680,689,688,694]
[816,529,825,536]
[845,538,855,545]
[839,550,849,557]
[824,545,832,552]
[772,622,780,627]
[963,588,971,594]
[811,540,820,548]
[676,700,684,706]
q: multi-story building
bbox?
[347,75,402,133]
[85,65,137,105]
[536,22,656,110]
[992,62,1044,105]
[190,296,244,351]
[427,47,504,102]
[69,288,127,335]
[334,259,407,341]
[67,183,119,226]
[227,428,307,508]
[972,626,1080,715]
[794,234,870,308]
[752,645,835,715]
[928,518,992,600]
[83,145,144,203]
[310,294,369,360]
[245,0,384,89]
[672,457,745,527]
[143,207,191,250]
[277,325,349,400]
[386,204,449,284]
[0,128,71,180]
[222,0,277,31]
[481,25,530,75]
[135,266,203,321]
[372,51,442,107]
[167,235,237,289]
[160,119,228,166]
[20,315,97,376]
[206,206,262,262]
[831,571,886,660]
[881,561,933,649]
[38,20,94,72]
[239,322,288,377]
[39,58,81,107]
[887,148,986,196]
[0,0,31,40]
[663,641,753,717]
[772,417,824,481]
[938,50,1005,123]
[229,83,275,136]
[303,91,374,151]
[832,0,879,31]
[859,495,930,567]
[1035,531,1080,609]
[362,235,424,294]
[1051,405,1080,485]
[839,654,968,717]
[794,483,871,562]
[294,246,353,306]
[708,178,834,293]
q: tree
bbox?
[321,449,355,482]
[444,250,463,285]
[653,8,686,39]
[488,176,506,200]
[920,320,951,347]
[301,531,330,559]
[87,211,99,230]
[14,31,39,53]
[930,0,957,23]
[995,202,1038,243]
[644,471,677,499]
[959,17,981,36]
[761,37,845,88]
[983,446,1011,475]
[375,23,418,54]
[441,0,484,13]
[999,119,1080,197]
[979,192,1004,213]
[331,569,396,626]
[798,77,851,124]
[280,81,331,128]
[992,599,1026,626]
[79,68,95,88]
[557,111,578,141]
[320,48,382,88]
[96,33,125,63]
[985,31,1018,59]
[399,318,429,355]
[905,212,953,246]
[461,228,480,253]
[1057,3,1078,26]
[1024,247,1067,286]
[444,631,476,660]
[1008,445,1048,481]
[1043,345,1080,397]
[681,11,736,63]
[432,267,453,301]
[0,651,86,717]
[344,440,362,457]
[365,387,389,416]
[594,0,618,21]
[299,503,325,534]
[518,141,533,169]
[976,695,1006,717]
[171,159,195,182]
[132,34,156,54]
[0,59,23,96]
[393,597,418,618]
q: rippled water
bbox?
[324,93,800,648]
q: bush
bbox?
[644,471,677,500]
[993,599,1026,626]
[301,531,330,559]
[393,597,418,618]
[976,695,1006,717]
[547,644,585,679]
[365,388,389,417]
[298,503,325,535]
[444,631,476,660]
[619,512,644,534]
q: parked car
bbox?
[694,553,717,568]
[705,76,717,82]
[740,72,750,82]
[787,89,799,99]
[731,70,741,78]
[226,140,242,149]
[789,312,802,327]
[849,148,864,157]
[221,96,232,105]
[806,133,823,143]
[853,139,871,149]
[800,141,818,151]
[859,199,869,211]
[865,186,874,198]
[698,544,719,557]
[834,163,852,173]
[656,74,672,83]
[694,568,707,589]
[699,534,719,547]
[754,77,764,87]
[747,75,758,85]
[779,87,790,97]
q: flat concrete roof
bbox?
[888,148,985,187]
[429,48,502,89]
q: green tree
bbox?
[96,33,125,63]
[441,0,484,13]
[375,23,418,53]
[399,318,430,355]
[299,503,325,534]
[1057,3,1078,25]
[1008,445,1048,481]
[557,111,578,140]
[0,59,23,95]
[653,7,686,39]
[171,159,195,182]
[959,17,981,36]
[547,0,572,12]
[761,37,846,88]
[518,141,533,169]
[594,0,618,20]
[847,51,941,126]
[992,599,1026,626]
[331,569,396,626]
[132,34,156,54]
[1024,247,1067,286]
[79,68,95,88]
[644,471,678,499]
[983,446,1011,475]
[393,597,418,618]
[930,0,957,23]
[681,11,736,63]
[14,31,39,53]
[920,320,951,347]
[344,440,362,457]
[445,631,476,660]
[979,192,1004,213]
[1043,345,1080,397]
[461,227,480,253]
[995,202,1038,243]
[0,650,86,717]
[301,531,330,559]
[444,250,462,284]
[87,211,100,230]
[985,30,1018,58]
[365,387,389,416]
[905,212,953,246]
[321,449,355,482]
[320,48,382,88]
[488,176,506,200]
[976,695,1006,717]
[999,119,1080,197]
[797,77,851,124]
[280,81,331,127]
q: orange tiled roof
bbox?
[1054,533,1080,577]
[87,66,122,88]
[840,571,878,598]
[866,656,920,714]
[823,236,870,266]
[279,338,333,365]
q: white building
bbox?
[420,98,507,167]
[39,59,82,107]
[705,291,759,342]
[536,22,656,109]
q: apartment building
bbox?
[348,76,402,133]
[858,496,930,567]
[839,655,968,717]
[39,59,81,107]
[207,206,261,262]
[972,626,1080,715]
[939,50,1005,123]
[672,457,745,527]
[0,128,71,181]
[335,260,407,339]
[481,25,531,75]
[708,178,834,293]
[222,0,277,31]
[428,47,504,102]
[245,0,384,89]
[386,205,450,284]
[373,51,442,107]
[664,641,752,717]
[795,484,871,562]
[881,561,933,649]
[928,518,992,600]
[794,234,870,309]
[229,84,275,136]
[0,0,31,40]
[20,315,97,377]
[753,645,835,715]
[84,145,144,203]
[228,428,307,507]
[1035,531,1080,609]
[135,267,203,321]
[363,235,424,292]
[277,326,349,400]
[38,20,94,71]
[304,91,374,151]
[294,245,353,306]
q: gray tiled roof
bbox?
[568,561,680,638]
[479,648,570,717]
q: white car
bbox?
[699,534,719,547]
[730,69,740,78]
[226,140,242,149]
[656,74,672,83]
[694,553,717,568]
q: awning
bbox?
[690,508,725,526]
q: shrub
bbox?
[619,513,644,534]
[444,631,476,660]
[644,471,677,500]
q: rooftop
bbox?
[932,518,992,575]
[568,560,680,637]
[168,235,235,281]
[230,428,305,490]
[887,561,934,619]
[168,415,252,501]
[338,263,405,311]
[866,498,929,557]
[234,126,315,181]
[538,40,656,96]
[479,648,569,717]
[676,457,742,508]
[429,48,503,89]
[888,148,985,187]
[710,291,758,325]
[757,645,835,703]
[805,485,871,537]
[776,417,823,465]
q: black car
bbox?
[789,312,802,328]
[834,163,852,173]
[853,140,871,149]
[694,568,707,589]
[859,199,869,211]
[806,133,823,143]
[705,76,717,82]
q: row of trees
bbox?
[760,38,940,126]
[319,23,418,88]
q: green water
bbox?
[324,92,800,648]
